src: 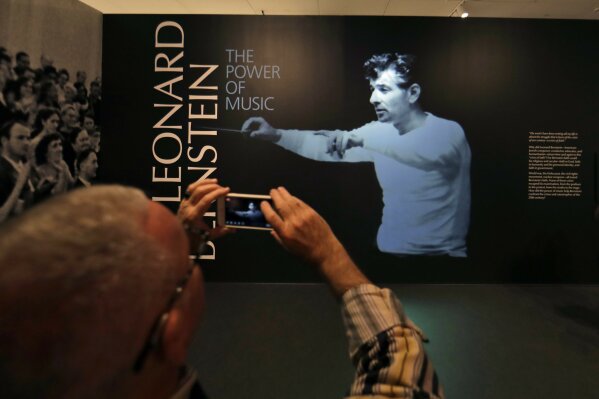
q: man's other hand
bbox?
[241,117,281,142]
[178,178,231,240]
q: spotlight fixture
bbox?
[458,2,469,18]
[450,1,469,18]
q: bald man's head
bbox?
[0,186,198,399]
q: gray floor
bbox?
[190,284,599,398]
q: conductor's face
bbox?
[369,68,412,125]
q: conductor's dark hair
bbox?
[364,53,417,88]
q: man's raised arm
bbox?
[261,187,445,398]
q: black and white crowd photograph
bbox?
[0,47,102,222]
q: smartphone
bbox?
[217,193,273,230]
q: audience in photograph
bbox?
[63,127,90,175]
[59,104,80,138]
[2,83,18,121]
[30,108,61,160]
[89,80,101,120]
[0,160,30,223]
[0,50,11,70]
[14,77,37,124]
[0,66,10,124]
[21,67,36,81]
[15,51,31,75]
[74,81,87,99]
[82,114,101,151]
[0,50,15,82]
[89,130,101,152]
[82,113,96,135]
[37,81,60,110]
[33,133,74,200]
[34,55,51,82]
[74,149,98,188]
[0,44,102,222]
[76,70,87,87]
[56,68,69,103]
[42,65,58,83]
[62,82,77,105]
[39,54,53,70]
[64,82,89,114]
[0,121,33,222]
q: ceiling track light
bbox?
[450,1,469,18]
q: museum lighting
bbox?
[450,1,469,18]
[459,3,469,18]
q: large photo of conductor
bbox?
[242,53,471,257]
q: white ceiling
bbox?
[78,0,599,19]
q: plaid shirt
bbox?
[342,285,444,399]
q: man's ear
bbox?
[407,83,421,104]
[161,308,190,366]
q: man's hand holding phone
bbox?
[260,187,343,265]
[178,178,232,240]
[182,181,368,297]
[261,187,369,297]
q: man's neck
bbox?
[393,109,427,135]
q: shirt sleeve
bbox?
[360,119,466,172]
[341,284,444,399]
[275,129,373,163]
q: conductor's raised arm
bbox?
[241,116,282,142]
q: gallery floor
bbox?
[190,283,599,398]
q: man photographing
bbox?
[243,53,471,258]
[0,180,443,398]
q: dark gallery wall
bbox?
[102,15,599,284]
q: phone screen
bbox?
[223,195,273,230]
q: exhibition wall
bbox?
[103,15,598,283]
